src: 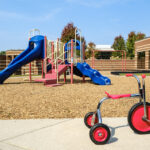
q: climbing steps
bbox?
[35,64,68,87]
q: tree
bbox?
[60,22,85,44]
[61,22,76,43]
[60,22,86,57]
[0,51,6,55]
[136,32,146,41]
[85,42,95,59]
[112,35,126,58]
[126,32,136,58]
[126,32,145,58]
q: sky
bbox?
[0,0,150,51]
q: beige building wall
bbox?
[0,55,6,71]
[86,59,135,71]
[135,37,150,70]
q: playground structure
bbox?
[33,28,86,86]
[35,37,84,86]
[0,29,111,86]
[34,28,111,86]
[84,74,150,144]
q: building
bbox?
[135,37,150,70]
[95,45,114,51]
[0,55,6,71]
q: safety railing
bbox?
[29,29,40,38]
[55,51,69,83]
[47,40,65,61]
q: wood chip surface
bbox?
[0,71,150,119]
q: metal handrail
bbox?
[29,29,40,38]
[54,50,69,71]
[46,51,57,65]
[55,51,70,83]
[75,28,82,63]
[44,48,69,83]
[46,40,65,63]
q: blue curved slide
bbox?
[76,62,111,85]
[0,35,45,84]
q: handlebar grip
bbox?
[141,74,146,79]
[126,74,133,77]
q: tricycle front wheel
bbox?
[89,123,110,145]
[128,102,150,134]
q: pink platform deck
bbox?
[35,64,68,86]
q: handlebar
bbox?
[125,74,146,102]
[126,74,146,79]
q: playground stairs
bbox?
[35,64,68,87]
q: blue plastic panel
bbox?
[76,62,111,85]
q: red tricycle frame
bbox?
[84,74,150,144]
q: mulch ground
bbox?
[0,72,150,119]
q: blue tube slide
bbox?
[76,62,111,85]
[0,35,45,84]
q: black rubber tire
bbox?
[84,112,98,128]
[128,102,150,134]
[90,123,111,145]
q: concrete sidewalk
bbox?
[0,118,150,150]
